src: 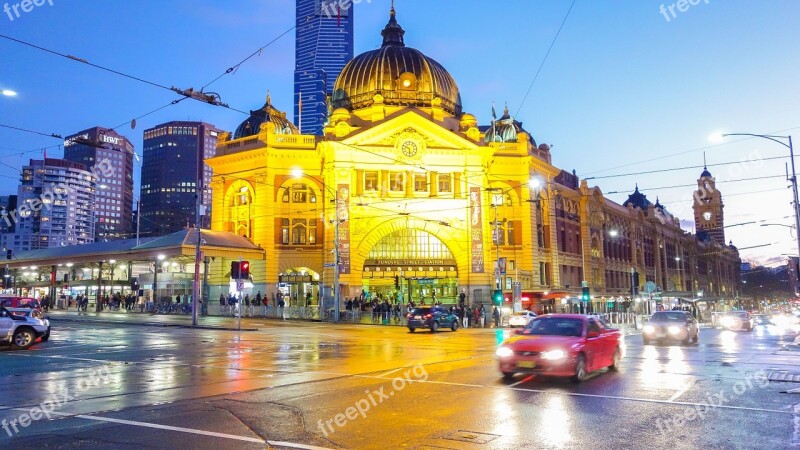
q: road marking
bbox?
[67,414,336,449]
[509,375,535,388]
[353,374,795,416]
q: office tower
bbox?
[294,0,354,135]
[140,121,221,236]
[64,127,134,240]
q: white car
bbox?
[508,311,538,328]
[1,306,50,349]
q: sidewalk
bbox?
[45,310,261,331]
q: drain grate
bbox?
[442,430,501,445]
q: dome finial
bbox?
[381,0,405,47]
[266,90,271,105]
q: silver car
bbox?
[0,306,50,349]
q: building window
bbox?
[365,172,379,191]
[389,172,405,191]
[414,174,427,192]
[281,219,289,244]
[282,183,316,204]
[438,173,452,193]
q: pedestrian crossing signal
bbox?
[581,287,590,302]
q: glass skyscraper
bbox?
[140,121,221,237]
[294,0,354,135]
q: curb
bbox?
[47,316,259,332]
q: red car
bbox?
[496,314,623,382]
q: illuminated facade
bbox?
[208,7,740,312]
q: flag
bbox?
[491,102,497,143]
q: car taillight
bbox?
[406,314,413,318]
[424,314,432,319]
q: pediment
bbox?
[341,111,480,151]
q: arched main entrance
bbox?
[362,229,458,304]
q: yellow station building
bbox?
[207,7,741,313]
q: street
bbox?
[1,316,799,449]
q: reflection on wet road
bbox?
[1,319,798,449]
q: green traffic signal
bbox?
[492,289,503,306]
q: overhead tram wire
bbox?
[584,155,790,181]
[580,125,800,178]
[515,0,577,117]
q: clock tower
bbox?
[693,166,725,244]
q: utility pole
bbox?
[191,147,203,327]
[333,188,340,323]
[136,199,141,246]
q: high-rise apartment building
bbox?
[140,121,221,236]
[64,127,134,240]
[294,0,354,135]
[6,159,95,251]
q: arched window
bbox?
[278,182,320,246]
[225,182,254,239]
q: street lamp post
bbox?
[718,133,800,265]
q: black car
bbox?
[642,311,699,345]
[407,307,459,333]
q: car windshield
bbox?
[525,317,583,337]
[726,311,748,317]
[513,312,531,316]
[650,312,687,322]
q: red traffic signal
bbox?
[240,261,250,279]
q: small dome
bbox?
[484,106,535,146]
[623,184,652,210]
[331,6,462,116]
[700,166,712,178]
[233,93,298,140]
[460,113,478,129]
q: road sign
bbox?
[324,263,336,267]
[645,281,657,294]
[236,279,244,291]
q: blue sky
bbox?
[1,0,799,264]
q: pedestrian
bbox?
[480,304,486,328]
[493,306,501,328]
[244,294,251,316]
[472,307,479,327]
[461,306,468,328]
[459,289,466,307]
[278,295,286,319]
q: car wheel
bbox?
[692,332,698,344]
[12,328,35,349]
[502,372,515,380]
[430,321,439,333]
[573,354,587,383]
[41,328,51,342]
[451,321,458,332]
[682,334,691,346]
[408,328,416,333]
[609,348,622,371]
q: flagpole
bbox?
[491,102,497,142]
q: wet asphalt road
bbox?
[1,316,800,450]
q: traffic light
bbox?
[231,261,240,279]
[394,275,400,289]
[581,286,591,302]
[492,289,504,306]
[240,261,250,279]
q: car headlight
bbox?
[643,325,655,334]
[541,349,567,360]
[496,347,513,358]
[668,325,681,335]
[721,317,735,327]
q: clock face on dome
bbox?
[702,211,712,221]
[401,140,418,157]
